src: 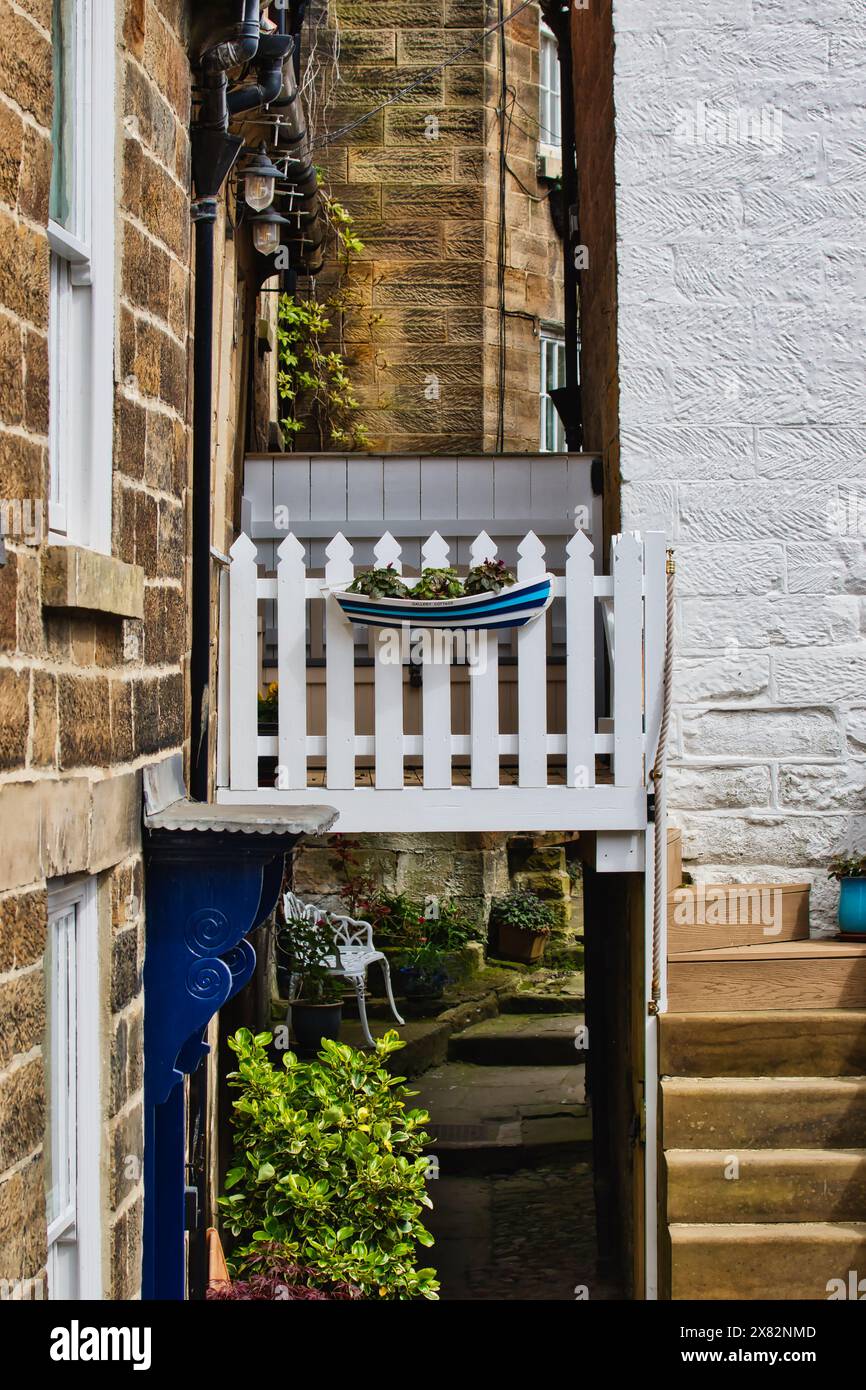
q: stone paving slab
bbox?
[426,1163,618,1300]
[416,1060,586,1123]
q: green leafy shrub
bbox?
[345,566,410,599]
[219,1028,438,1300]
[489,889,555,936]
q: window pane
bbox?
[45,906,77,1229]
[49,0,75,228]
[539,29,561,148]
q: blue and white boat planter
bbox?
[331,574,555,631]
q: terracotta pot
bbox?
[496,921,548,964]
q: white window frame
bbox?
[540,328,566,453]
[46,876,103,1301]
[538,21,561,154]
[48,0,116,552]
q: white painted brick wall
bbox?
[612,0,866,931]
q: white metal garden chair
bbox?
[282,890,405,1047]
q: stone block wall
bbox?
[608,0,866,930]
[293,832,510,931]
[0,0,192,1298]
[302,0,563,453]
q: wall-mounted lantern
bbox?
[249,205,293,257]
[241,144,285,212]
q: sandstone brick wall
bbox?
[305,0,563,453]
[0,0,192,1297]
[610,0,866,929]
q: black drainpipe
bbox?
[188,0,261,801]
[189,199,217,802]
[544,2,583,452]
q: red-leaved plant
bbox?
[207,1245,362,1301]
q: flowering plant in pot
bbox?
[276,915,344,1048]
[394,940,450,1001]
[828,855,866,936]
[489,889,554,964]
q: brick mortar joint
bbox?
[0,1043,43,1082]
[124,46,192,131]
[117,379,190,432]
[120,208,191,279]
[0,957,43,989]
[0,656,186,685]
[0,743,184,790]
[120,294,191,357]
[0,1143,43,1187]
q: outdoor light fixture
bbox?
[241,144,284,211]
[250,206,292,256]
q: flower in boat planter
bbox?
[345,565,410,598]
[413,567,463,599]
[463,558,515,596]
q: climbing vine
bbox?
[277,190,372,451]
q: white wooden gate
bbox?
[216,527,667,834]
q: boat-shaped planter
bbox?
[330,574,555,631]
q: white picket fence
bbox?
[216,527,667,833]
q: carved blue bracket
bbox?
[142,832,299,1300]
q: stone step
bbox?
[665,1148,866,1223]
[669,1222,866,1300]
[662,1076,866,1149]
[667,939,866,1012]
[448,1013,585,1066]
[499,984,585,1015]
[661,1010,866,1078]
[428,1109,593,1175]
[415,1060,591,1175]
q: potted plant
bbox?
[276,915,344,1048]
[828,855,866,936]
[394,941,450,1001]
[489,889,554,964]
